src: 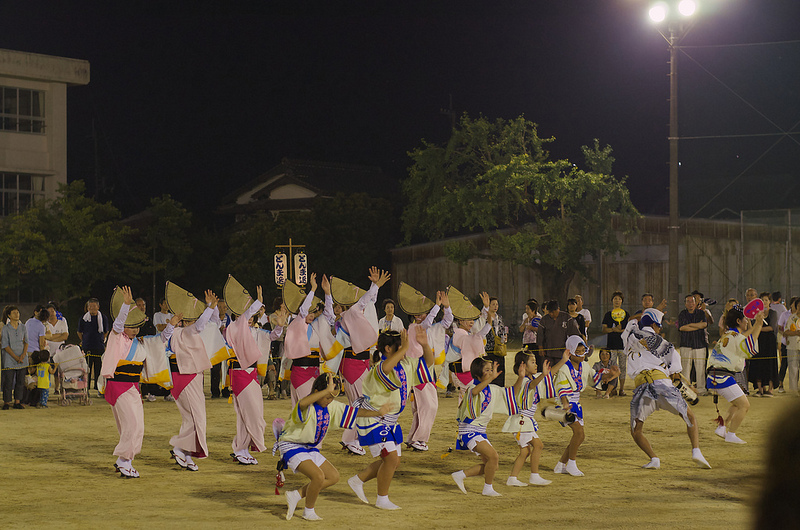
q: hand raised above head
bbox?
[256,285,263,303]
[205,289,218,308]
[321,274,331,294]
[309,273,318,292]
[440,291,450,308]
[121,286,134,305]
[169,312,184,327]
[415,325,428,346]
[479,291,490,308]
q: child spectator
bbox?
[34,350,57,408]
[592,349,618,399]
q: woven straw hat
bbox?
[330,276,367,306]
[110,286,147,328]
[283,280,322,315]
[397,281,434,316]
[223,275,254,317]
[165,281,205,321]
[447,285,480,320]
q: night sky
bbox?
[3,0,800,218]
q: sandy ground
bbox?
[0,368,791,530]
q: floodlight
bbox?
[678,0,697,17]
[649,3,668,23]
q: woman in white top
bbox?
[378,299,405,332]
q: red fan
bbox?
[743,298,764,319]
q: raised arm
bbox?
[381,329,410,375]
[471,361,499,396]
[113,286,134,334]
[161,312,183,343]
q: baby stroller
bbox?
[53,344,93,406]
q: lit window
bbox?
[1,86,46,134]
[0,173,46,215]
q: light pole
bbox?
[648,0,697,332]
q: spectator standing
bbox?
[1,305,28,409]
[77,297,110,394]
[783,299,800,395]
[153,298,172,333]
[567,298,587,341]
[378,298,405,332]
[519,299,540,354]
[44,302,69,357]
[771,292,789,393]
[601,291,629,396]
[574,294,592,340]
[678,294,708,396]
[480,293,507,386]
[749,292,778,397]
[538,300,580,366]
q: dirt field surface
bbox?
[0,371,791,530]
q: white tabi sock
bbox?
[642,457,660,469]
[302,507,322,521]
[725,432,746,444]
[451,470,467,494]
[565,459,584,477]
[482,483,501,497]
[506,476,528,487]
[347,475,369,504]
[285,490,301,521]
[528,473,552,485]
[375,495,401,510]
[692,448,712,469]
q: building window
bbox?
[1,86,45,133]
[0,173,45,215]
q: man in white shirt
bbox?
[574,294,592,340]
[775,293,792,393]
[153,298,173,333]
[44,303,69,356]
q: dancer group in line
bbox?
[100,267,768,521]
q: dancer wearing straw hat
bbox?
[161,282,224,471]
[101,286,171,478]
[282,273,336,407]
[222,276,285,465]
[408,289,451,452]
[328,267,389,456]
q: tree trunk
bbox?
[537,265,575,308]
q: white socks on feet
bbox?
[347,475,369,504]
[715,424,726,438]
[692,448,712,469]
[302,508,322,521]
[642,457,660,469]
[565,459,584,477]
[529,473,552,485]
[451,470,467,494]
[506,476,528,487]
[553,461,567,474]
[285,490,301,520]
[725,432,746,444]
[376,495,401,510]
[482,483,501,497]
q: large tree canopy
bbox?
[402,115,640,302]
[0,180,141,304]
